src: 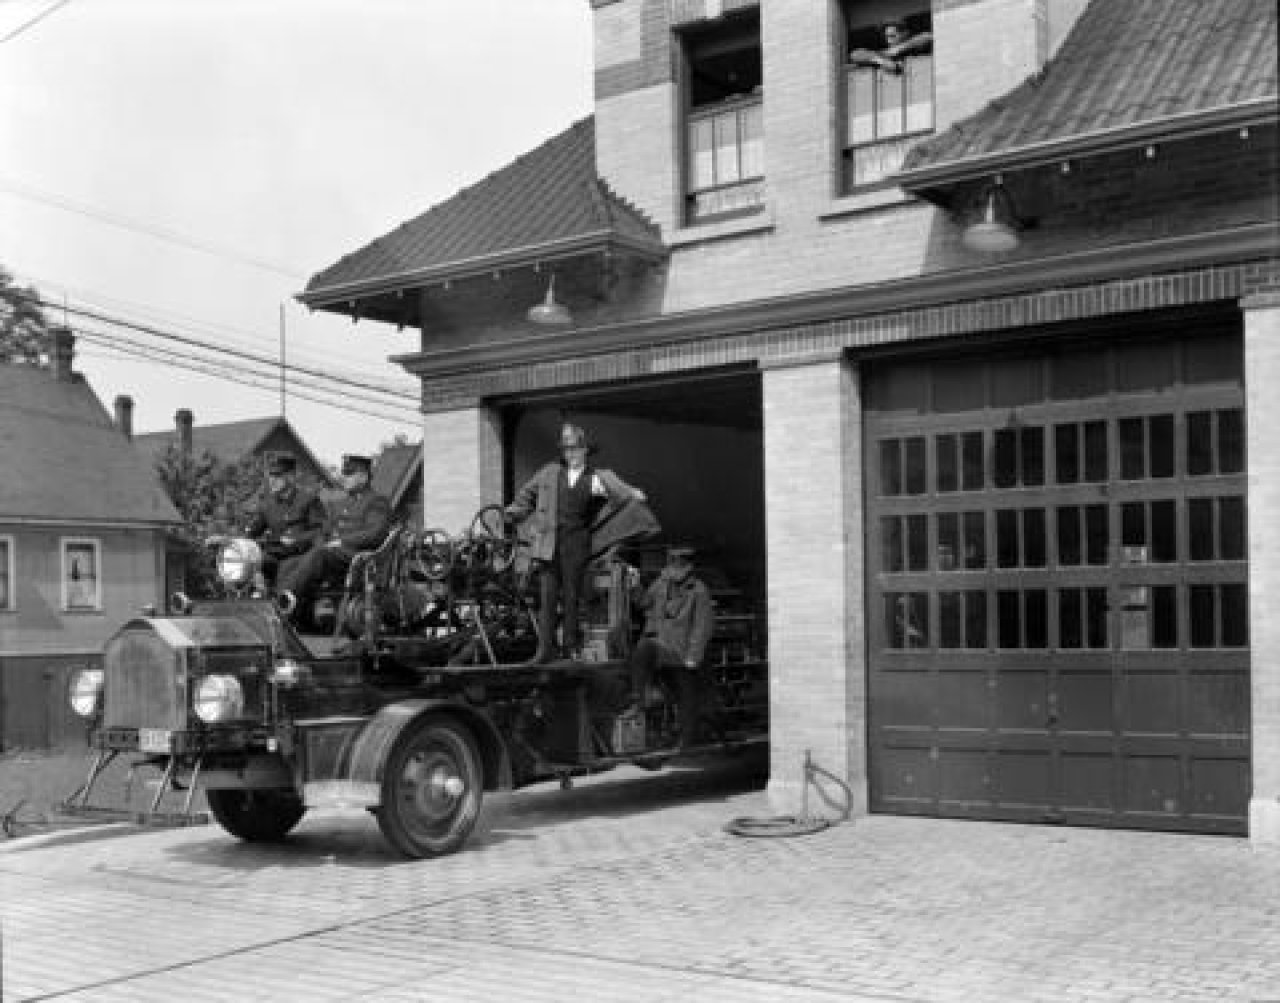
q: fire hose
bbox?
[723,749,852,838]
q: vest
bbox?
[557,467,597,533]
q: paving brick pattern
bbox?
[3,764,1280,1002]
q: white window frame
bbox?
[0,535,13,611]
[843,8,935,192]
[61,537,102,612]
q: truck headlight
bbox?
[216,539,262,586]
[193,674,245,723]
[68,667,104,718]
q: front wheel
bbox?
[206,788,306,842]
[376,716,484,858]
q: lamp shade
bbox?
[962,180,1020,253]
[527,274,573,325]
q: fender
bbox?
[346,699,513,794]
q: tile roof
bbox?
[133,416,325,478]
[0,363,181,526]
[299,117,665,306]
[900,0,1278,184]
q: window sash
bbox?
[0,537,12,611]
[62,538,102,611]
[687,97,764,194]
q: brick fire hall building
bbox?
[301,0,1280,843]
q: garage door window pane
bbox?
[1189,498,1213,561]
[904,437,926,494]
[1024,509,1046,567]
[994,428,1017,488]
[1152,586,1177,648]
[1151,500,1176,562]
[887,592,928,649]
[1187,411,1212,475]
[937,435,958,492]
[1222,583,1248,647]
[880,440,901,495]
[907,514,928,571]
[1055,423,1079,484]
[1060,589,1082,647]
[1220,496,1246,560]
[963,511,985,568]
[997,590,1020,648]
[1149,414,1175,479]
[1219,409,1244,474]
[940,591,961,646]
[882,517,903,572]
[1119,418,1144,479]
[1084,421,1108,481]
[1086,505,1108,564]
[1021,427,1044,485]
[996,509,1018,568]
[962,432,984,490]
[1087,588,1108,648]
[1190,585,1215,648]
[1025,589,1048,648]
[1057,506,1082,565]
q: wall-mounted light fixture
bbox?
[527,273,573,325]
[962,175,1022,254]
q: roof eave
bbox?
[895,98,1278,194]
[297,229,667,310]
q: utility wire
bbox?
[74,328,420,425]
[0,176,306,277]
[74,324,422,418]
[0,0,71,45]
[30,294,421,406]
[9,266,416,387]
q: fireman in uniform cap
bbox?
[626,544,715,748]
[506,423,650,664]
[278,453,392,623]
[243,452,326,589]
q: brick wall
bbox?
[1245,290,1280,845]
[762,353,867,817]
[420,407,503,534]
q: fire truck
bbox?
[61,505,768,858]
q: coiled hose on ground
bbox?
[723,749,852,838]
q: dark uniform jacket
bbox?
[244,485,326,556]
[506,462,659,562]
[636,569,715,666]
[326,486,392,554]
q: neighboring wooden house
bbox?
[371,441,423,530]
[133,410,331,486]
[0,330,181,749]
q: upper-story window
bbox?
[843,7,934,191]
[0,536,13,611]
[62,537,102,612]
[681,12,763,225]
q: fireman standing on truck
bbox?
[506,423,647,665]
[278,453,391,624]
[626,544,715,748]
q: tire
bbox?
[376,716,484,859]
[206,788,306,842]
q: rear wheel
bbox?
[206,789,305,842]
[376,716,483,858]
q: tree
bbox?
[154,444,265,596]
[0,266,53,365]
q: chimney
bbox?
[50,327,76,382]
[114,395,134,441]
[176,408,193,454]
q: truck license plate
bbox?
[139,728,171,753]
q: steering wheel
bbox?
[468,504,518,575]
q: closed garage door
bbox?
[865,315,1248,833]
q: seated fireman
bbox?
[278,453,392,619]
[626,544,715,747]
[243,451,326,589]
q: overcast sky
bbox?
[0,0,594,464]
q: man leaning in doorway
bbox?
[506,423,646,665]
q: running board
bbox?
[57,802,210,827]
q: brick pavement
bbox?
[3,761,1280,1002]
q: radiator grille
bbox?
[103,626,187,731]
